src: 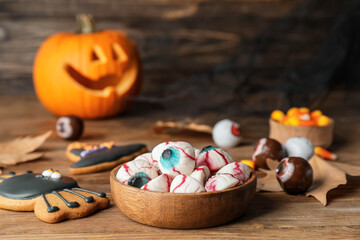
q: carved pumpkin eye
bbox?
[91,45,107,63]
[112,43,128,63]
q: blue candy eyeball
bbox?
[160,147,180,170]
[200,145,218,154]
[127,172,151,188]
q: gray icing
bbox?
[0,173,78,199]
[71,144,146,168]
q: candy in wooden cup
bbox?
[269,118,334,148]
[110,165,257,229]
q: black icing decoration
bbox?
[64,189,94,203]
[53,191,79,208]
[42,194,59,213]
[71,144,146,168]
[72,188,106,198]
[70,148,83,156]
[0,173,78,199]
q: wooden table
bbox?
[0,96,359,239]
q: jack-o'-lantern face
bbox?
[65,42,129,91]
[33,15,142,119]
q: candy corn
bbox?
[240,160,256,169]
[271,108,331,127]
[314,147,337,160]
[271,110,285,122]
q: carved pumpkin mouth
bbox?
[66,64,121,91]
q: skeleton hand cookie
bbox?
[0,170,109,223]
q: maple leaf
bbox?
[0,131,52,167]
[256,156,360,206]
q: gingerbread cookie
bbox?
[66,141,148,175]
[0,169,109,223]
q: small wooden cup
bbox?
[110,165,257,229]
[269,118,334,147]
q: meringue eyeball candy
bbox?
[170,174,205,193]
[283,137,314,160]
[56,115,84,140]
[141,174,172,192]
[190,166,210,184]
[217,162,251,183]
[194,148,201,159]
[152,141,195,178]
[196,146,234,173]
[116,159,159,184]
[212,119,242,148]
[252,138,283,169]
[128,172,152,188]
[276,157,313,194]
[205,174,241,192]
[134,152,159,172]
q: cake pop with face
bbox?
[56,115,84,140]
[212,119,242,148]
[252,138,283,169]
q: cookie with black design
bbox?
[0,169,109,223]
[66,141,148,174]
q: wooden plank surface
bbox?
[0,96,359,239]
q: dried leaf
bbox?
[0,131,52,167]
[329,161,360,176]
[306,155,347,206]
[256,169,283,192]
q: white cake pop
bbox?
[283,137,314,161]
[116,159,159,184]
[217,162,250,183]
[141,174,172,192]
[194,148,201,159]
[190,166,211,185]
[205,174,241,192]
[152,141,195,178]
[212,119,242,148]
[170,174,206,193]
[196,146,234,173]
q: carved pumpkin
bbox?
[33,14,142,119]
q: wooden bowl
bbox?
[269,118,334,147]
[110,165,257,229]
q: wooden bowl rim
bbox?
[110,164,257,196]
[269,118,334,129]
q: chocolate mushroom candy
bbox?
[252,138,283,169]
[56,115,84,140]
[276,157,313,195]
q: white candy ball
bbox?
[212,119,242,148]
[283,137,314,161]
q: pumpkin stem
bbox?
[76,14,97,34]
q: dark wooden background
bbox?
[0,0,357,117]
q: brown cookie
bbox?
[67,141,148,175]
[0,170,109,223]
